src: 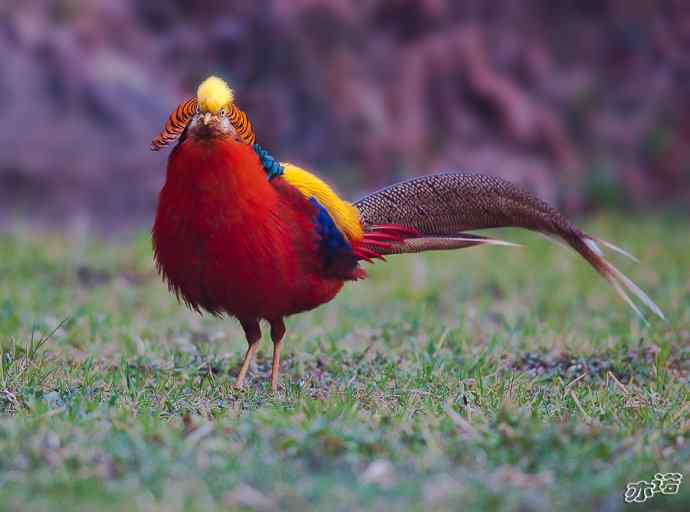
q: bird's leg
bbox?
[234,319,261,389]
[269,319,286,393]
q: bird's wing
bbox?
[279,163,364,243]
[353,173,663,321]
[267,163,365,278]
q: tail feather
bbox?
[569,237,664,321]
[593,237,640,263]
[382,234,522,255]
[354,172,663,320]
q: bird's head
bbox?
[187,76,237,139]
[151,75,256,151]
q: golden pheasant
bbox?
[151,76,664,392]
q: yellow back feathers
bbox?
[281,163,364,242]
[197,76,234,114]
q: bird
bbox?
[151,75,664,393]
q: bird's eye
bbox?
[219,109,226,116]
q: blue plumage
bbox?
[309,197,353,266]
[252,144,284,180]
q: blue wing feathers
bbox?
[309,197,354,266]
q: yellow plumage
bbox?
[197,76,234,114]
[281,163,364,242]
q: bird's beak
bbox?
[202,112,212,126]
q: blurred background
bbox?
[1,0,689,232]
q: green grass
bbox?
[0,215,688,511]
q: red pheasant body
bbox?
[153,137,344,323]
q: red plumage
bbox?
[153,137,345,322]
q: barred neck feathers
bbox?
[281,163,364,243]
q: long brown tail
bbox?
[354,173,664,320]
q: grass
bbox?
[0,214,688,511]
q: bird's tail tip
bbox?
[581,237,665,322]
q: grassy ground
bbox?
[0,215,688,511]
